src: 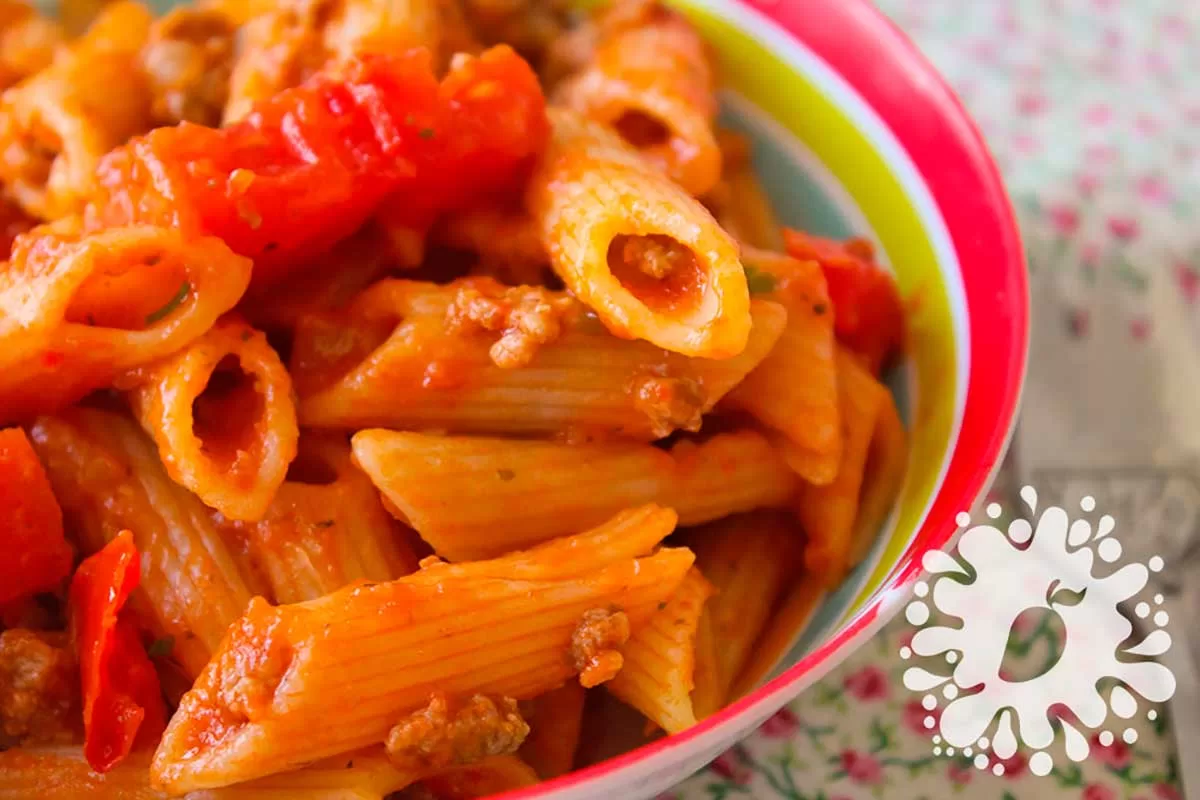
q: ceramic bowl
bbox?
[504,0,1028,797]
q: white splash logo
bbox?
[901,487,1177,778]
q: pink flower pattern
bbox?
[678,0,1188,796]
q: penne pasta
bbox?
[0,1,63,91]
[294,277,786,441]
[215,433,420,604]
[729,571,825,702]
[556,0,720,196]
[847,388,907,568]
[0,746,420,799]
[224,0,479,124]
[606,566,712,733]
[150,506,693,792]
[527,108,750,359]
[351,428,797,560]
[28,409,264,678]
[0,1,151,219]
[518,683,586,780]
[140,7,238,127]
[688,608,722,720]
[685,512,804,711]
[704,131,784,252]
[0,223,253,424]
[418,755,540,799]
[722,247,841,485]
[125,315,299,522]
[794,347,890,581]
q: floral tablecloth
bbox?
[670,0,1198,798]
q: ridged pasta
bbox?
[527,108,750,359]
[703,131,784,251]
[723,247,841,485]
[0,1,151,219]
[215,433,420,604]
[685,512,803,711]
[556,0,720,196]
[0,1,63,91]
[294,278,786,441]
[518,682,586,780]
[125,315,299,522]
[150,507,693,792]
[795,347,890,580]
[606,566,712,733]
[224,0,479,124]
[28,409,264,678]
[351,429,796,560]
[0,223,253,424]
[729,571,825,702]
[0,746,420,799]
[848,388,907,568]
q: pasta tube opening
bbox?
[528,109,750,359]
[126,317,299,522]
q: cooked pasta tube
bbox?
[0,746,420,799]
[294,278,785,440]
[433,207,550,286]
[0,1,64,90]
[125,316,299,522]
[518,682,586,780]
[689,608,722,719]
[215,434,420,604]
[723,247,841,485]
[224,0,479,124]
[351,429,796,560]
[794,347,891,581]
[0,224,253,424]
[704,131,784,251]
[28,409,265,678]
[0,1,151,219]
[556,0,720,196]
[527,108,750,359]
[729,571,825,702]
[418,755,540,799]
[606,566,712,733]
[141,7,238,127]
[847,389,907,568]
[686,512,803,710]
[150,508,694,792]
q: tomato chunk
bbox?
[784,229,905,372]
[69,531,166,772]
[89,46,549,290]
[0,428,72,605]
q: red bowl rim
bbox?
[500,0,1029,795]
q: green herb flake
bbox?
[419,128,436,140]
[314,519,335,529]
[147,636,174,658]
[145,281,190,325]
[497,468,515,481]
[657,602,667,611]
[743,265,777,295]
[812,302,827,316]
[241,331,252,342]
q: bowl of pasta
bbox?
[0,0,1025,797]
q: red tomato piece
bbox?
[784,229,905,373]
[89,46,548,291]
[0,428,72,605]
[69,530,166,773]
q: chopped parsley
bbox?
[743,265,777,295]
[145,281,190,325]
[419,128,436,140]
[314,519,335,529]
[812,302,827,315]
[147,636,174,658]
[497,468,516,481]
